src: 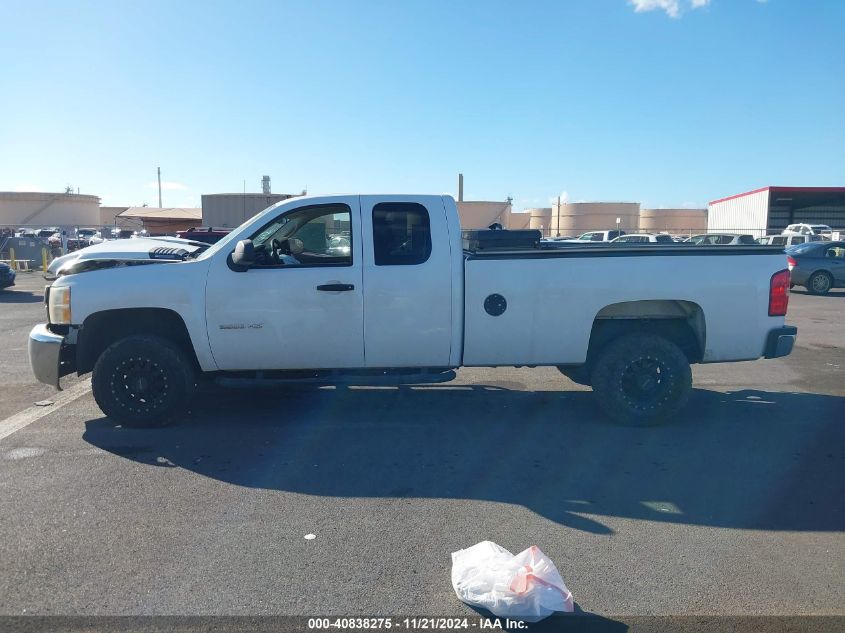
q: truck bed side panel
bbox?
[462,251,787,366]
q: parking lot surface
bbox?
[0,272,843,617]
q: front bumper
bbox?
[28,324,66,389]
[764,326,797,359]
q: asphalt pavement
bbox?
[0,272,843,620]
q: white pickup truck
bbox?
[29,194,796,426]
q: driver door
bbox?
[205,196,365,370]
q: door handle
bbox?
[316,283,355,292]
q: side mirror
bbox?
[230,239,255,272]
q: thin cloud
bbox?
[628,0,710,18]
[548,191,569,206]
[147,181,189,191]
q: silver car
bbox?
[685,233,757,245]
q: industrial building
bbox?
[708,186,845,237]
[0,191,101,229]
[201,193,296,228]
[115,207,202,234]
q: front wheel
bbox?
[590,334,692,426]
[92,334,195,427]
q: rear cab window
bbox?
[372,202,432,266]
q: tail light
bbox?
[769,269,790,316]
[786,255,797,267]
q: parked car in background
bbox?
[563,230,627,243]
[685,233,757,245]
[0,261,16,289]
[176,226,232,244]
[37,228,61,240]
[610,233,675,244]
[44,235,210,279]
[787,241,845,295]
[758,234,822,247]
[782,224,833,239]
[75,228,104,245]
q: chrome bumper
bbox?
[28,324,65,390]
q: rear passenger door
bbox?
[360,196,454,367]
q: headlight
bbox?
[48,286,72,324]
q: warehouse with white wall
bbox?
[708,186,845,237]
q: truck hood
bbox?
[48,237,208,278]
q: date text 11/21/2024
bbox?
[307,617,529,630]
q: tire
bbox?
[92,334,195,427]
[807,271,833,295]
[590,334,692,426]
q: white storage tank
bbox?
[456,201,512,229]
[550,202,640,236]
[0,191,100,229]
[527,208,552,235]
[639,208,707,236]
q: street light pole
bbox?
[157,167,162,208]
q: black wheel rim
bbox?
[620,356,672,411]
[111,356,169,412]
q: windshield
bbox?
[195,200,290,261]
[788,242,819,254]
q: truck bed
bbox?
[461,244,790,367]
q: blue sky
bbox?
[0,0,842,211]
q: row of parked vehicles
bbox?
[541,223,838,247]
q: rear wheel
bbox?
[590,334,691,426]
[92,334,195,427]
[807,271,833,295]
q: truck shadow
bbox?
[82,385,845,535]
[0,289,43,303]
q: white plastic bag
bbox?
[451,541,573,623]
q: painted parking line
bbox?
[0,379,92,442]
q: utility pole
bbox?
[556,196,561,238]
[157,167,162,208]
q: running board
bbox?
[214,369,457,389]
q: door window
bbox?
[372,202,432,266]
[250,204,352,267]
